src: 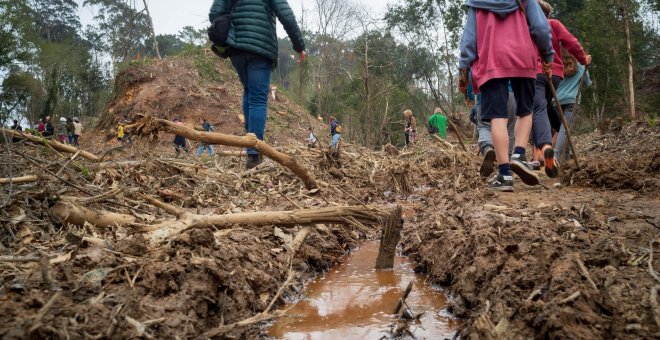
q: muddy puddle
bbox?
[267,242,460,339]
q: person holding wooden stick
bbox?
[459,0,554,191]
[554,51,591,163]
[529,0,591,178]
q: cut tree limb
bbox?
[52,201,136,228]
[1,128,99,161]
[0,175,39,184]
[130,116,318,189]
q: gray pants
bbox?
[556,103,576,162]
[476,91,516,154]
[531,74,561,148]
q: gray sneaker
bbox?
[510,154,540,186]
[480,146,496,178]
[487,173,514,192]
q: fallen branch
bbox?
[649,237,660,284]
[393,281,414,315]
[91,160,146,170]
[52,201,136,228]
[0,175,39,185]
[28,291,62,333]
[1,128,99,161]
[558,290,581,304]
[131,116,318,189]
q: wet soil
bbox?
[267,241,460,339]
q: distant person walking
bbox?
[555,51,591,163]
[66,117,75,145]
[306,128,317,149]
[427,108,448,140]
[10,119,22,143]
[197,118,215,157]
[403,110,417,145]
[209,0,306,169]
[117,121,125,144]
[73,117,83,147]
[173,118,190,158]
[57,117,68,144]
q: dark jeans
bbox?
[73,134,80,146]
[230,52,272,156]
[531,74,561,148]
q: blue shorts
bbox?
[480,78,535,121]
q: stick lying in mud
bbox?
[52,199,396,245]
[0,128,100,161]
[130,116,318,189]
[393,281,414,315]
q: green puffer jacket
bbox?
[209,0,305,63]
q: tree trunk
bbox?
[375,206,403,269]
[142,0,161,59]
[363,34,372,148]
[622,5,636,120]
[1,128,100,161]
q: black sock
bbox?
[514,146,526,156]
[498,163,512,176]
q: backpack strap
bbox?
[516,0,527,18]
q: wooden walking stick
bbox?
[547,76,581,169]
[559,65,589,162]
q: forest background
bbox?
[1,0,658,147]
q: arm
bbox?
[458,7,477,69]
[271,0,305,52]
[525,0,554,63]
[209,0,228,22]
[553,20,588,64]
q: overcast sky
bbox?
[78,0,394,37]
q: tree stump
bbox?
[375,206,403,269]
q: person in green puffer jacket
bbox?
[209,0,306,169]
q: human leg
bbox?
[556,103,576,163]
[506,90,516,155]
[476,104,496,178]
[244,55,272,156]
[208,145,215,157]
[197,143,205,156]
[480,78,513,191]
[510,77,539,186]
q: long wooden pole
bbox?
[547,77,581,169]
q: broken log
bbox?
[131,116,318,189]
[52,201,136,228]
[0,175,39,184]
[1,128,99,161]
[375,206,403,269]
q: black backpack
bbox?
[208,0,239,47]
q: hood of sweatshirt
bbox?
[466,0,521,16]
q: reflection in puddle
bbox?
[267,242,460,339]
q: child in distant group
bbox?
[306,128,317,148]
[427,108,448,140]
[554,49,591,163]
[403,110,416,145]
[459,0,554,191]
[197,118,215,157]
[172,118,189,158]
[72,117,83,147]
[328,116,341,156]
[57,117,68,144]
[117,121,125,144]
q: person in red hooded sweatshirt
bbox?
[459,0,554,192]
[528,0,592,178]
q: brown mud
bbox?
[267,241,460,339]
[1,55,659,339]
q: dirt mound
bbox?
[96,49,323,146]
[400,129,660,339]
[564,124,660,192]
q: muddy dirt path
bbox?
[267,241,460,339]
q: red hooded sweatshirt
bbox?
[537,19,588,79]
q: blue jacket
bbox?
[557,64,592,105]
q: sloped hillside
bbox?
[97,49,323,146]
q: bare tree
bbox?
[142,0,161,59]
